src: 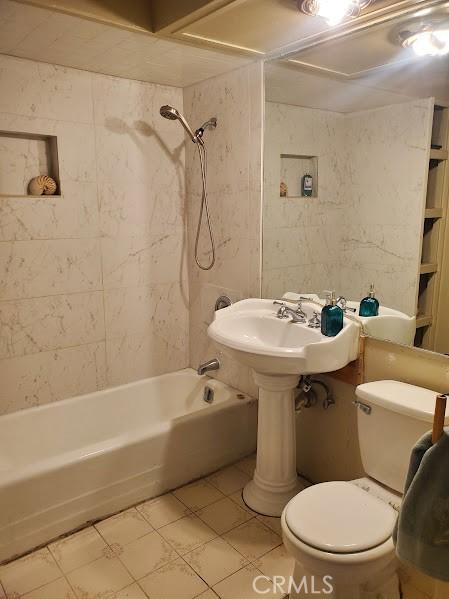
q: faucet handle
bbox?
[308,311,321,329]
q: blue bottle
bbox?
[321,291,343,337]
[359,284,379,317]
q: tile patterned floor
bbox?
[0,456,296,599]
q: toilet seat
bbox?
[284,481,397,554]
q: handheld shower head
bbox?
[159,105,199,144]
[159,104,217,271]
[159,105,179,120]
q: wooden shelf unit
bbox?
[416,314,433,329]
[420,263,438,275]
[415,104,449,351]
[424,208,443,219]
[430,148,448,161]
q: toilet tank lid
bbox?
[356,380,449,424]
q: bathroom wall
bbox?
[0,54,189,415]
[263,99,433,315]
[263,101,346,299]
[341,99,433,316]
[184,62,263,396]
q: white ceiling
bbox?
[0,0,254,87]
[267,0,449,111]
[1,0,448,102]
[265,61,420,112]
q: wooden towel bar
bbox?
[432,394,447,444]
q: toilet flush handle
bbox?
[353,400,372,415]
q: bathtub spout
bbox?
[197,358,220,376]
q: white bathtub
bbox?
[0,368,257,562]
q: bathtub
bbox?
[0,368,257,562]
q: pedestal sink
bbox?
[208,299,360,516]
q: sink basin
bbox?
[207,298,361,516]
[208,298,360,375]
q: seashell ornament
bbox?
[28,175,57,196]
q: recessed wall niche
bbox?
[0,131,60,197]
[280,154,318,198]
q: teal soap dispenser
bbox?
[321,291,344,337]
[359,284,379,317]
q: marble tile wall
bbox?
[263,99,433,315]
[0,54,189,414]
[341,99,433,315]
[263,102,346,299]
[183,63,264,397]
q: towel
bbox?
[394,428,449,581]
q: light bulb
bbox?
[315,0,355,25]
[408,29,449,56]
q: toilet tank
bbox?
[355,380,449,493]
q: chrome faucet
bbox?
[197,358,220,375]
[274,301,307,324]
[336,296,356,313]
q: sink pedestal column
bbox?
[243,372,305,517]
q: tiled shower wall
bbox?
[0,55,189,414]
[184,63,263,397]
[263,102,346,299]
[263,99,432,316]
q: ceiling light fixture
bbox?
[399,23,449,57]
[299,0,372,26]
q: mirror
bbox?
[263,7,449,355]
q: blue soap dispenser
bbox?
[321,291,344,337]
[359,284,379,317]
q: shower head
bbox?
[160,105,179,120]
[160,105,200,144]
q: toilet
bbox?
[281,380,449,599]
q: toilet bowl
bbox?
[281,481,400,598]
[281,380,449,599]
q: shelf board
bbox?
[0,194,62,199]
[416,314,433,328]
[430,148,448,161]
[424,208,443,219]
[420,263,438,274]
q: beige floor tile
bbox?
[49,526,107,573]
[159,514,217,555]
[223,519,281,561]
[118,530,178,580]
[23,577,76,599]
[184,537,248,587]
[257,515,282,536]
[207,466,251,495]
[137,493,190,529]
[400,583,431,599]
[115,583,150,598]
[0,548,61,596]
[234,455,256,477]
[140,557,208,599]
[0,582,5,599]
[196,497,253,535]
[228,491,258,516]
[197,591,219,599]
[400,567,436,597]
[66,556,133,598]
[213,564,286,599]
[253,545,295,581]
[173,480,225,511]
[95,508,153,546]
